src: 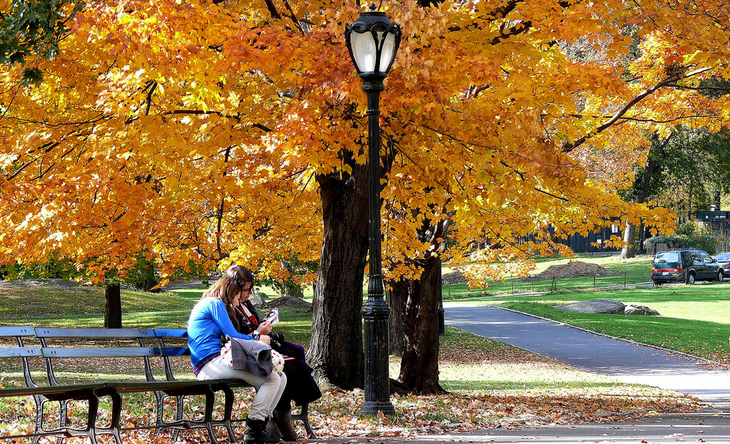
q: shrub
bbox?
[645,233,721,255]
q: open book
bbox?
[261,307,279,326]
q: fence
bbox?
[444,271,639,299]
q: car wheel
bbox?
[687,272,696,285]
[718,270,724,282]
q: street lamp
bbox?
[345,3,401,417]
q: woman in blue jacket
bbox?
[188,265,286,443]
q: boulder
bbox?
[623,304,660,316]
[555,299,625,314]
[250,290,268,307]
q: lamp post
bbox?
[345,3,401,417]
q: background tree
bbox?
[0,0,84,82]
[618,124,730,258]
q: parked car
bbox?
[716,253,730,280]
[651,249,724,285]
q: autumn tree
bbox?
[2,0,730,392]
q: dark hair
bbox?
[225,264,255,290]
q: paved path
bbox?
[443,303,730,406]
[418,303,730,443]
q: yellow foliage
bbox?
[1,0,729,285]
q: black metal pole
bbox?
[361,77,395,416]
[438,260,445,336]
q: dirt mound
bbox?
[442,271,468,285]
[522,261,620,282]
[264,296,313,310]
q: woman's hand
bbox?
[257,321,273,335]
[258,334,271,345]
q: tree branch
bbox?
[263,0,281,19]
[561,66,713,152]
[491,21,532,45]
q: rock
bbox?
[555,299,661,316]
[442,271,467,285]
[623,304,660,316]
[555,299,626,314]
[249,290,268,307]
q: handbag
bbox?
[220,335,275,378]
[269,333,305,360]
[270,349,285,373]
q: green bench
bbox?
[0,327,314,443]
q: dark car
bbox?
[651,249,724,285]
[716,253,730,281]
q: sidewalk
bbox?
[316,303,730,444]
[316,409,730,444]
[433,303,730,443]
[443,304,730,406]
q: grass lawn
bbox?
[444,254,652,298]
[0,280,699,441]
[480,282,730,364]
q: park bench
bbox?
[0,327,314,444]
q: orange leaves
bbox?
[2,0,730,286]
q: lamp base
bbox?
[361,400,396,417]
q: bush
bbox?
[645,233,721,255]
[675,221,697,237]
[124,256,160,292]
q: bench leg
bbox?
[107,389,123,444]
[203,386,220,444]
[150,391,183,441]
[173,394,184,441]
[220,385,238,443]
[292,403,316,439]
[32,394,46,444]
[86,392,100,444]
[56,398,69,444]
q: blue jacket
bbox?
[187,298,254,367]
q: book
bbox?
[262,307,279,325]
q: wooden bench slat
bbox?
[35,327,157,339]
[153,328,188,338]
[0,326,35,337]
[0,346,42,358]
[42,346,164,358]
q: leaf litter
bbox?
[1,335,701,443]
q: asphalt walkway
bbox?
[444,303,730,405]
[436,303,730,443]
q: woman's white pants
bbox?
[197,355,287,421]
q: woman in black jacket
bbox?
[227,268,321,441]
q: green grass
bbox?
[486,283,730,363]
[444,255,651,299]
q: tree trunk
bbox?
[387,211,450,394]
[386,279,406,357]
[389,255,445,394]
[307,166,370,390]
[620,133,671,259]
[104,283,122,328]
[620,222,637,259]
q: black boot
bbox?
[244,418,281,444]
[273,409,298,441]
[265,415,282,439]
